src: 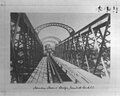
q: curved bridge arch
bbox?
[41,36,61,43]
[35,22,75,36]
[43,40,58,46]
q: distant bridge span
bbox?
[35,22,75,36]
[41,36,61,43]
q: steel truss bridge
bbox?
[10,13,110,84]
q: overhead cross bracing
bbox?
[35,22,75,36]
[10,13,110,84]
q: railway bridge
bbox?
[10,13,110,84]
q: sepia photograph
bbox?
[1,0,120,96]
[10,13,110,84]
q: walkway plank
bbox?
[26,57,47,83]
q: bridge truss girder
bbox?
[55,13,110,78]
[10,13,44,83]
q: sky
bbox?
[26,13,103,47]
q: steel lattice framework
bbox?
[41,36,61,43]
[43,40,58,45]
[55,13,110,78]
[35,22,75,36]
[10,13,44,83]
[42,36,61,46]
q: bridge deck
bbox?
[27,57,48,83]
[53,56,107,84]
[27,56,107,84]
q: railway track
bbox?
[47,56,72,83]
[27,56,104,84]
